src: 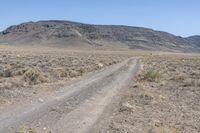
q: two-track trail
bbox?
[0,57,140,133]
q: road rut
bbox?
[0,57,140,133]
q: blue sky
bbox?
[0,0,199,37]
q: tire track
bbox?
[0,57,140,133]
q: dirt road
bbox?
[0,57,140,133]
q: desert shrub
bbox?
[11,68,27,76]
[144,69,161,82]
[69,70,82,78]
[139,91,153,101]
[0,79,24,95]
[2,68,12,77]
[135,90,154,106]
[0,65,23,77]
[22,68,48,85]
[51,68,69,78]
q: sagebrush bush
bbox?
[51,68,69,78]
[22,68,48,85]
[69,70,82,78]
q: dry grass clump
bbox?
[0,78,24,95]
[51,68,69,78]
[51,68,83,79]
[2,79,23,88]
[135,89,154,106]
[69,70,82,78]
[0,65,14,77]
[143,69,161,82]
[139,90,153,101]
[22,68,48,85]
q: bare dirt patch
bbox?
[100,54,200,133]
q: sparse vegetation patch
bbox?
[102,54,200,133]
[0,49,129,105]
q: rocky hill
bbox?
[0,20,199,52]
[186,36,200,47]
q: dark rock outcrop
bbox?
[0,20,199,52]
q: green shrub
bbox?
[144,70,161,82]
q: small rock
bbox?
[98,63,104,68]
[120,102,135,112]
[39,98,44,102]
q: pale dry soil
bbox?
[1,47,199,133]
[0,48,131,106]
[99,54,200,133]
[0,47,140,133]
